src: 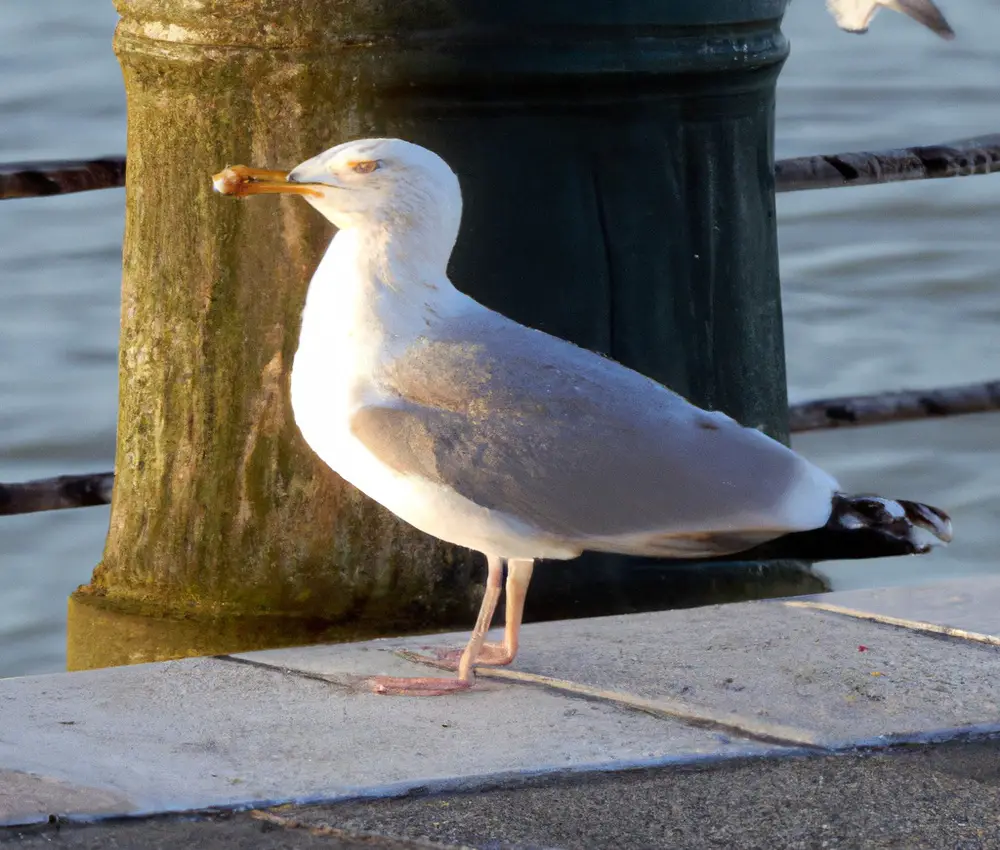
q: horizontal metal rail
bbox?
[788,378,1000,432]
[774,134,1000,193]
[3,379,997,517]
[2,134,1000,200]
[0,157,126,200]
[1,472,113,516]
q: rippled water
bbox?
[1,1,997,678]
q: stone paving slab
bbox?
[788,575,1000,644]
[0,655,766,826]
[245,598,1000,748]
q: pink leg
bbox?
[406,558,535,670]
[479,558,534,665]
[369,554,504,696]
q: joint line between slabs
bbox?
[473,667,824,750]
[783,601,1000,648]
[214,654,355,687]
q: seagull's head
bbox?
[216,138,463,239]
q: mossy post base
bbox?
[72,0,798,670]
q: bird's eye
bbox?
[350,160,380,174]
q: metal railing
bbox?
[4,135,999,201]
[2,135,999,516]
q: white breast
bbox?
[288,230,578,560]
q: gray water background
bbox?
[1,1,997,678]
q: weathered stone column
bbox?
[69,0,809,670]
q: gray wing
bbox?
[352,309,837,556]
[826,0,954,38]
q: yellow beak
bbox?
[212,165,322,198]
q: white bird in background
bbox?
[213,139,952,697]
[826,0,955,37]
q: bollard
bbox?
[69,0,805,670]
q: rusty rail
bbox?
[0,157,126,200]
[775,134,1000,193]
[788,379,1000,433]
[3,379,997,517]
[3,134,1000,200]
[0,472,114,516]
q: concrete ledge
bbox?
[2,578,999,827]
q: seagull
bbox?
[213,139,952,696]
[826,0,955,38]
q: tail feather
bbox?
[898,498,954,544]
[690,493,952,564]
[829,494,953,551]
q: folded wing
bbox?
[352,310,838,557]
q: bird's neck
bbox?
[352,220,455,296]
[298,223,466,366]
